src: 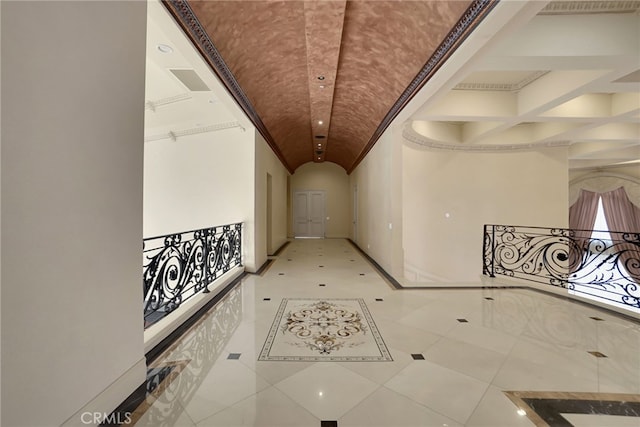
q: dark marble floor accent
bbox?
[505,391,640,427]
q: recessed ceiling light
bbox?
[317,143,322,147]
[318,157,321,160]
[157,44,173,54]
[318,120,323,125]
[317,76,325,81]
[319,85,326,89]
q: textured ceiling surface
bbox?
[181,0,475,172]
[147,0,639,174]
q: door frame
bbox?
[293,190,325,238]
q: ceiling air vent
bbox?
[170,69,210,91]
[315,150,324,155]
[315,135,326,139]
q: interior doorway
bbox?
[353,184,358,242]
[293,190,325,238]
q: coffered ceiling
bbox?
[145,0,640,174]
[406,0,640,171]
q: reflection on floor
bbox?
[128,238,640,427]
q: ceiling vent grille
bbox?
[170,69,210,91]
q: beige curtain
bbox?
[601,187,640,284]
[569,189,599,231]
[568,189,599,273]
[601,187,640,233]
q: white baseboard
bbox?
[403,264,451,283]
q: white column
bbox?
[1,2,147,425]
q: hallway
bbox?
[130,239,640,426]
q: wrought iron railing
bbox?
[483,225,640,312]
[143,222,242,328]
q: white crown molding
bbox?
[540,1,640,15]
[145,93,192,112]
[144,121,245,143]
[454,71,549,92]
[453,82,513,91]
[402,122,571,152]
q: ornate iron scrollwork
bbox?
[483,224,640,312]
[143,223,242,328]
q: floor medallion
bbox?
[259,298,392,362]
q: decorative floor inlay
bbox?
[505,391,640,427]
[259,298,393,362]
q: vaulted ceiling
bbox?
[163,0,489,173]
[146,0,640,174]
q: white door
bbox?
[293,190,325,238]
[294,191,310,237]
[309,191,325,237]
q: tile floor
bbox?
[131,238,640,427]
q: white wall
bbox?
[402,145,569,283]
[144,127,289,272]
[143,128,254,237]
[1,2,147,425]
[349,126,404,276]
[289,162,350,238]
[255,131,289,262]
[144,127,259,270]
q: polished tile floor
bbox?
[132,238,640,427]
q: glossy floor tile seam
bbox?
[129,238,640,426]
[362,383,464,425]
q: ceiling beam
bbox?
[303,1,347,164]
